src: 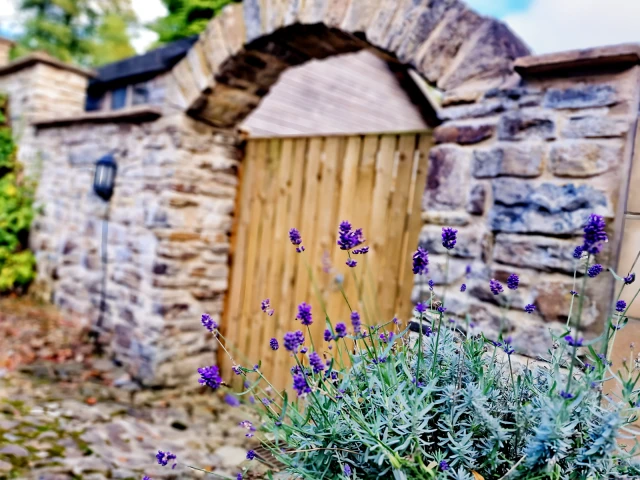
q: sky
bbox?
[1,0,640,55]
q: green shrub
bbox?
[0,94,36,293]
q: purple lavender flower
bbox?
[565,335,583,347]
[412,247,429,275]
[296,302,313,326]
[335,323,347,338]
[353,246,369,255]
[503,344,515,355]
[346,258,357,268]
[372,356,387,364]
[197,365,222,390]
[144,477,151,480]
[437,306,446,313]
[269,338,279,350]
[415,302,427,314]
[392,317,400,325]
[350,311,361,333]
[261,299,274,316]
[465,264,471,278]
[289,228,302,246]
[507,273,519,290]
[237,474,243,480]
[587,264,603,278]
[246,450,256,460]
[489,279,503,295]
[292,373,311,396]
[559,390,574,399]
[460,283,466,292]
[582,214,608,255]
[570,290,579,297]
[573,246,584,259]
[441,227,458,250]
[283,331,304,352]
[323,329,332,342]
[344,464,352,476]
[524,304,536,314]
[224,393,240,407]
[428,279,434,291]
[201,313,217,332]
[616,300,627,313]
[625,273,636,285]
[309,352,325,374]
[337,221,365,251]
[439,460,449,471]
[156,451,177,468]
[232,365,241,375]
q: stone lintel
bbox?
[33,106,163,129]
[0,52,95,79]
[514,44,640,76]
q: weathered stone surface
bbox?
[543,84,618,109]
[340,0,378,32]
[438,19,530,90]
[423,145,471,210]
[440,98,507,121]
[422,210,470,226]
[434,121,495,145]
[493,233,578,273]
[473,143,544,178]
[467,183,486,215]
[489,178,611,234]
[549,141,623,177]
[414,6,485,83]
[498,110,556,141]
[562,115,631,138]
[418,225,484,259]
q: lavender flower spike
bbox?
[441,227,457,250]
[296,302,313,326]
[201,313,217,332]
[587,264,603,278]
[582,214,608,255]
[198,365,222,390]
[412,247,429,275]
[616,300,627,313]
[507,273,519,290]
[489,279,503,295]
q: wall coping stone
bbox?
[34,106,163,129]
[0,51,95,79]
[515,44,640,76]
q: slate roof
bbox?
[89,35,198,90]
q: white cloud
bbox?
[504,0,640,54]
[131,0,167,25]
[132,28,159,53]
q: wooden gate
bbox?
[220,132,431,389]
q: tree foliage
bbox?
[13,0,138,66]
[148,0,239,45]
[0,94,36,294]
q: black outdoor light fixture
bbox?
[91,153,117,345]
[93,154,118,201]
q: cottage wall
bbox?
[32,114,237,386]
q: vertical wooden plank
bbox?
[220,141,257,381]
[367,135,399,318]
[273,138,308,390]
[252,139,281,377]
[238,140,269,369]
[379,134,417,321]
[262,139,294,383]
[292,137,325,350]
[328,136,363,342]
[352,135,379,323]
[395,133,432,320]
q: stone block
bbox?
[493,233,578,274]
[423,145,471,211]
[341,0,379,33]
[243,0,263,42]
[562,115,630,139]
[440,98,507,121]
[422,210,470,226]
[497,111,556,141]
[202,19,231,72]
[438,19,530,90]
[298,0,327,24]
[543,84,618,110]
[418,224,484,259]
[549,141,623,177]
[467,183,486,215]
[473,143,544,178]
[434,121,495,145]
[489,178,612,234]
[413,5,485,83]
[219,4,247,54]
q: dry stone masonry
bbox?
[0,0,639,385]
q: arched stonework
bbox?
[167,1,530,128]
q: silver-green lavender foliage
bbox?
[192,217,640,480]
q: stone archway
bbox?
[167,1,530,129]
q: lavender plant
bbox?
[150,215,640,480]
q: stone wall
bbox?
[31,114,238,387]
[418,62,640,355]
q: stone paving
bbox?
[0,299,262,480]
